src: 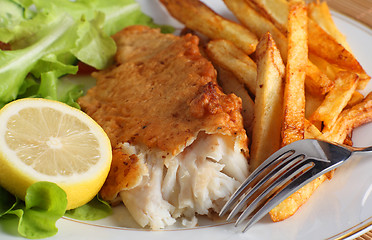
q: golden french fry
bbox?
[308,53,338,81]
[215,65,255,138]
[307,19,365,74]
[269,0,308,221]
[307,1,351,52]
[304,119,322,139]
[346,91,364,109]
[305,90,324,130]
[206,39,257,95]
[356,73,371,90]
[223,0,288,62]
[305,60,334,95]
[281,0,307,147]
[322,92,372,143]
[250,32,285,171]
[307,5,371,90]
[270,174,328,221]
[159,0,258,55]
[249,0,289,34]
[310,52,370,91]
[309,71,359,130]
[343,135,353,146]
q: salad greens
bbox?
[0,183,113,239]
[65,195,112,221]
[0,182,67,239]
[0,0,174,238]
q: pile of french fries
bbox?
[160,0,372,222]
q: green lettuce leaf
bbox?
[65,195,112,221]
[0,12,76,106]
[71,12,116,70]
[29,0,174,35]
[0,11,113,106]
[0,182,67,239]
[17,182,67,239]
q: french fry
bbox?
[346,91,364,109]
[305,60,334,95]
[322,92,372,143]
[281,0,307,147]
[307,1,371,89]
[159,0,258,55]
[309,71,359,130]
[344,135,353,146]
[308,52,338,81]
[307,1,351,52]
[270,174,328,221]
[223,0,288,62]
[356,73,371,90]
[269,0,308,221]
[250,32,285,171]
[304,119,322,139]
[307,18,365,74]
[310,49,370,91]
[249,0,289,34]
[305,90,323,130]
[206,39,257,95]
[215,65,255,138]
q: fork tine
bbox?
[219,148,296,217]
[235,159,315,229]
[226,153,305,221]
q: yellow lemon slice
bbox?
[0,98,112,210]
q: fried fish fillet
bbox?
[78,25,249,229]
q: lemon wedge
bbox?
[0,98,112,210]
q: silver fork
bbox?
[219,138,372,232]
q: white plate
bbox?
[1,1,372,239]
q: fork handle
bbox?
[349,145,372,154]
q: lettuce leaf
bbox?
[28,0,174,35]
[0,12,82,107]
[1,183,113,238]
[65,195,112,221]
[17,182,67,239]
[0,182,67,239]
